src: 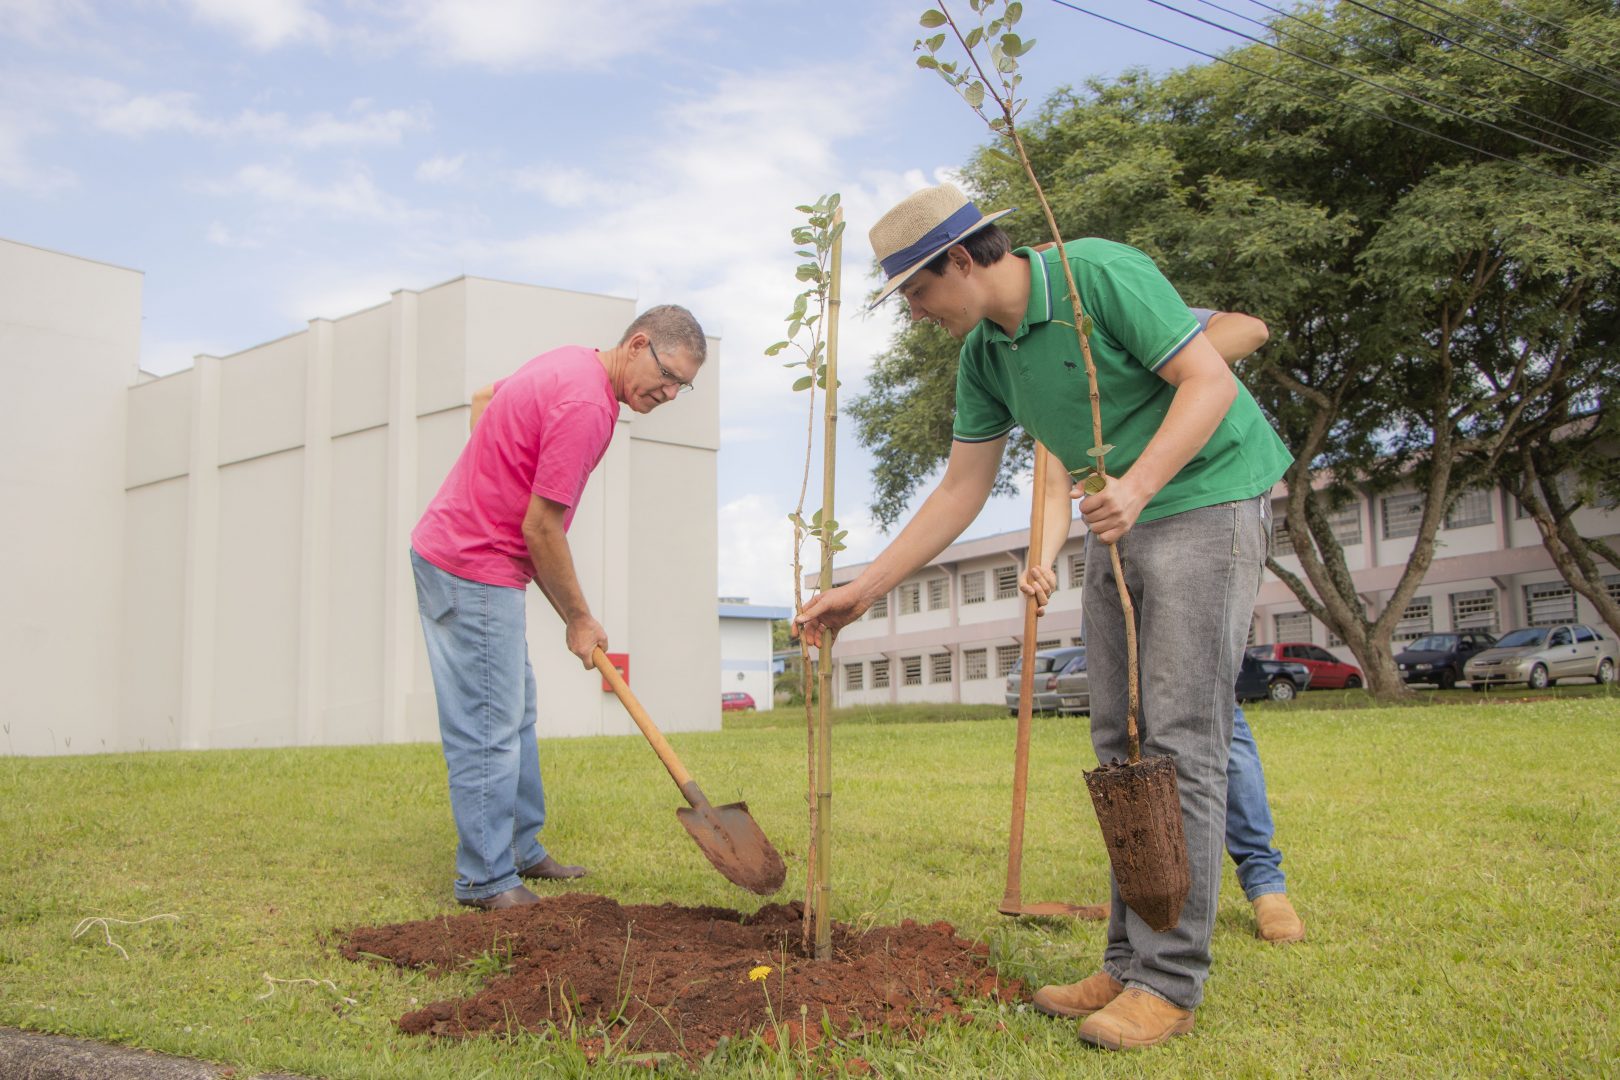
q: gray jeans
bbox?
[1082,496,1266,1009]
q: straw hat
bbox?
[869,182,1016,305]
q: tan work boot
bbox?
[1077,988,1194,1050]
[1032,971,1125,1018]
[1253,892,1306,943]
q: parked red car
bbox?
[721,691,756,712]
[1245,642,1363,689]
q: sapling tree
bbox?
[916,0,1143,756]
[767,195,845,959]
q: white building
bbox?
[828,485,1620,707]
[718,599,791,708]
[1,237,720,756]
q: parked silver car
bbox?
[1054,649,1089,714]
[1004,646,1085,715]
[1463,623,1619,690]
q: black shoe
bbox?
[457,885,541,910]
[518,854,587,880]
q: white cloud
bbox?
[415,152,465,183]
[717,490,892,609]
[395,0,720,70]
[184,0,329,50]
[506,165,601,208]
[0,107,76,195]
[0,0,94,45]
[200,162,418,224]
[90,87,427,148]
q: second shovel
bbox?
[594,647,786,896]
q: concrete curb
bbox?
[0,1027,311,1079]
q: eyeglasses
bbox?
[647,340,694,394]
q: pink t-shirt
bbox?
[412,346,620,588]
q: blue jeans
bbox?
[1084,497,1267,1010]
[411,549,550,901]
[1226,705,1286,900]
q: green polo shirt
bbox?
[952,239,1292,523]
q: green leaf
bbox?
[965,26,983,48]
[796,264,819,282]
[788,512,805,527]
[787,320,802,337]
[830,220,846,242]
[1081,314,1094,337]
[764,341,790,355]
[795,204,813,213]
[827,192,841,210]
[1002,32,1023,55]
[1085,443,1115,458]
[1006,1,1022,24]
[986,146,1016,165]
[792,375,814,392]
[926,32,945,52]
[964,81,985,108]
[916,54,939,69]
[812,507,823,525]
[919,9,947,27]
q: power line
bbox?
[1237,0,1620,159]
[1041,0,1611,196]
[1138,0,1620,176]
[1341,0,1620,111]
[1393,0,1620,94]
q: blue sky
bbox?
[2,0,1241,608]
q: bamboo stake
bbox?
[813,208,844,961]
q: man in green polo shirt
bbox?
[797,183,1292,1050]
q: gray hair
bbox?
[620,304,707,363]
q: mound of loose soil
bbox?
[342,894,1022,1062]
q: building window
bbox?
[995,644,1021,677]
[1037,638,1060,651]
[1068,553,1086,589]
[1444,488,1493,530]
[1247,618,1257,646]
[844,663,863,691]
[994,565,1019,599]
[1450,589,1499,633]
[902,655,923,686]
[869,594,888,619]
[1271,500,1294,556]
[1274,611,1312,642]
[964,648,988,680]
[1524,581,1576,626]
[1606,574,1620,606]
[1381,492,1425,540]
[1394,596,1433,641]
[927,577,948,610]
[931,652,952,682]
[1071,635,1085,647]
[899,582,921,615]
[1329,502,1362,546]
[961,570,985,605]
[871,659,890,688]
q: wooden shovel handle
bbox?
[593,646,699,799]
[1003,442,1049,910]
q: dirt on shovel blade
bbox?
[677,801,787,896]
[342,893,1023,1064]
[1084,755,1191,933]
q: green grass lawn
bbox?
[2,695,1616,1077]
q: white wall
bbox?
[0,240,140,756]
[719,618,773,707]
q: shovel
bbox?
[593,647,786,896]
[999,444,1107,921]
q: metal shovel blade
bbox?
[676,800,787,896]
[998,899,1109,920]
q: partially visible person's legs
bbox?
[512,655,548,871]
[412,549,530,903]
[1225,705,1305,942]
[1225,706,1285,899]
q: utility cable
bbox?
[1139,0,1620,176]
[1393,0,1620,94]
[1341,0,1620,111]
[1042,0,1611,196]
[1237,0,1620,159]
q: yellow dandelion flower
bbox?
[748,965,772,982]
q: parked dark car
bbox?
[1245,642,1363,689]
[1395,631,1497,689]
[1235,654,1312,702]
[721,691,756,712]
[1053,649,1090,715]
[1005,646,1086,714]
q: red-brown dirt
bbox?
[341,893,1022,1063]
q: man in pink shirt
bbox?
[411,304,706,910]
